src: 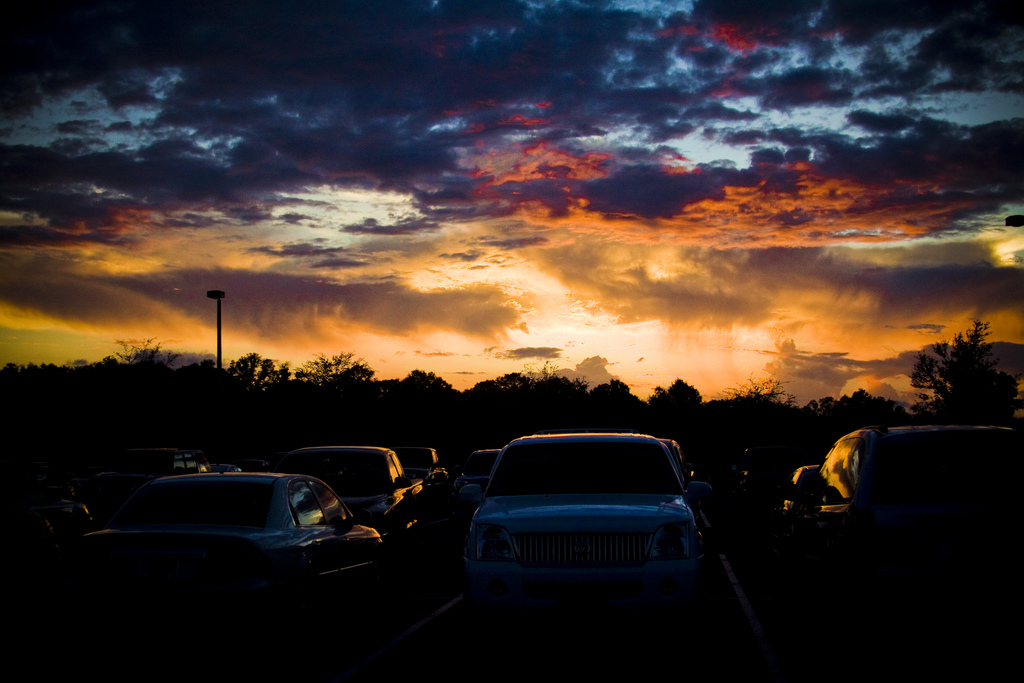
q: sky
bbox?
[2,0,1023,406]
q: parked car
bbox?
[1,460,95,542]
[449,449,500,520]
[390,447,445,480]
[232,458,271,472]
[391,446,450,520]
[783,425,1020,582]
[735,446,814,504]
[767,464,821,557]
[75,448,210,525]
[77,473,381,596]
[275,447,423,543]
[462,432,711,612]
[658,439,694,487]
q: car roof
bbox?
[507,432,665,447]
[863,425,1016,439]
[144,472,296,485]
[533,427,639,435]
[284,446,394,456]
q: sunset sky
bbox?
[2,0,1023,406]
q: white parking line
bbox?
[327,595,463,683]
[701,505,787,683]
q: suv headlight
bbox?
[651,523,689,560]
[475,524,515,561]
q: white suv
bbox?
[461,432,710,611]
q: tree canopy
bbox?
[911,320,1022,424]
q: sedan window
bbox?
[289,481,326,526]
[307,479,348,522]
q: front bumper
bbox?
[465,557,702,612]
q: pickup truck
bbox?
[275,446,422,543]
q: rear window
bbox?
[871,430,1021,504]
[464,451,499,476]
[393,448,435,469]
[487,441,682,496]
[277,452,390,497]
[111,481,273,527]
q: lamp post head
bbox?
[1006,215,1024,228]
[207,290,225,299]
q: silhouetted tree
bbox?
[649,379,702,411]
[107,338,179,365]
[803,389,910,447]
[228,352,290,392]
[911,320,1022,424]
[723,375,796,407]
[646,379,703,443]
[587,379,645,428]
[295,352,374,390]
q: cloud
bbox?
[531,242,1024,332]
[555,356,618,387]
[0,255,523,341]
[2,1,1023,398]
[489,347,563,361]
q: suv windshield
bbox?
[487,441,682,496]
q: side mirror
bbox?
[685,481,712,505]
[459,484,483,505]
[350,508,375,527]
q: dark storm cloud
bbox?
[477,236,550,250]
[0,255,522,340]
[541,243,1024,331]
[582,164,750,219]
[341,217,440,236]
[248,242,369,268]
[490,347,563,361]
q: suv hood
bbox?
[476,494,693,532]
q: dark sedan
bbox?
[77,473,381,596]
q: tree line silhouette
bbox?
[4,321,1019,477]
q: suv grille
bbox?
[514,532,651,564]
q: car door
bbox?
[806,437,864,561]
[306,478,379,582]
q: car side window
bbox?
[819,438,863,504]
[386,452,401,481]
[289,481,326,526]
[308,479,347,522]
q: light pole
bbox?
[207,290,225,369]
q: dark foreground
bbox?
[9,508,1014,683]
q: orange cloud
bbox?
[712,25,757,51]
[470,142,611,189]
[499,114,547,126]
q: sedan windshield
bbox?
[487,442,682,496]
[111,481,273,527]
